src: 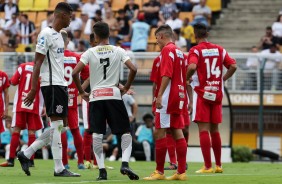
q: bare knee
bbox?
[210,124,219,133]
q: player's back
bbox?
[82,45,129,90]
[189,42,227,103]
[64,50,79,87]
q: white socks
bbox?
[121,133,132,162]
[51,120,64,173]
[142,141,151,161]
[92,133,105,169]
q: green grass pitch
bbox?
[0,159,282,184]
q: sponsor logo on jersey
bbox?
[57,48,64,54]
[93,88,114,98]
[176,49,184,59]
[25,65,34,72]
[38,36,45,46]
[56,105,63,114]
[202,48,219,57]
[64,57,77,64]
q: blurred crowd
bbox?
[0,0,214,53]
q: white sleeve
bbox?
[35,30,51,55]
[80,50,90,65]
[120,48,130,63]
[84,19,92,35]
[127,95,136,105]
[135,125,142,136]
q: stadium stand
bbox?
[25,11,37,24]
[36,11,47,28]
[18,0,33,11]
[179,12,194,22]
[111,0,127,12]
[49,0,64,11]
[206,0,221,12]
[33,0,49,11]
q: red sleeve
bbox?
[188,48,199,65]
[80,64,89,80]
[150,58,158,82]
[160,47,174,78]
[223,50,236,69]
[2,72,10,89]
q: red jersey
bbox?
[64,50,81,109]
[0,71,10,115]
[10,62,43,114]
[150,56,161,113]
[188,42,236,104]
[155,42,187,114]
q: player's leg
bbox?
[68,108,84,169]
[142,141,151,161]
[89,100,107,180]
[61,131,68,168]
[164,130,177,170]
[210,104,223,173]
[143,112,168,180]
[1,112,25,167]
[27,130,36,167]
[192,93,213,173]
[106,100,139,180]
[166,114,187,181]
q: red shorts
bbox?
[183,113,190,126]
[155,112,184,129]
[192,93,222,124]
[0,119,4,133]
[12,112,43,130]
[67,108,79,129]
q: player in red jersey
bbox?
[60,30,85,169]
[0,62,44,167]
[144,25,188,181]
[187,23,237,174]
[0,70,10,134]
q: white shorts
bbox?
[82,99,89,129]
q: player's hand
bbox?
[41,107,46,117]
[126,88,135,95]
[129,116,135,123]
[80,91,90,102]
[188,103,193,115]
[1,109,8,119]
[120,86,129,96]
[156,95,163,109]
[24,89,36,107]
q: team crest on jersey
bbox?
[56,105,63,114]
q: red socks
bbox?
[61,132,68,165]
[9,132,20,159]
[71,128,84,164]
[199,131,212,169]
[155,138,167,173]
[211,132,222,167]
[176,138,187,174]
[166,134,177,164]
[28,134,36,160]
[83,131,92,162]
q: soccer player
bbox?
[0,62,44,168]
[186,23,237,173]
[144,24,188,181]
[17,2,80,177]
[60,30,84,169]
[0,70,10,135]
[72,22,139,180]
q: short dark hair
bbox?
[118,9,125,14]
[266,26,272,30]
[155,24,173,38]
[173,28,181,35]
[96,10,102,16]
[143,113,154,122]
[21,14,28,20]
[90,33,95,42]
[55,2,73,14]
[277,14,282,22]
[47,11,54,16]
[93,22,110,39]
[194,23,208,39]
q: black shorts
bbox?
[89,100,130,134]
[41,85,68,118]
